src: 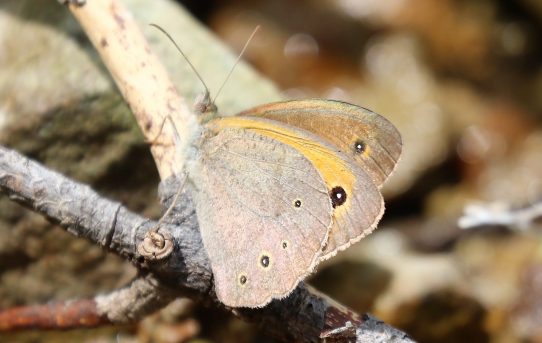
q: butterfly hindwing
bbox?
[190,125,332,307]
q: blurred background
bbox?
[1,0,542,342]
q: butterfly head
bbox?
[194,90,218,124]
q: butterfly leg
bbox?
[137,174,186,261]
[145,115,175,146]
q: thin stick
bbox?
[459,200,542,230]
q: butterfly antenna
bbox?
[212,25,261,104]
[149,23,211,98]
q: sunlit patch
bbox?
[283,33,319,58]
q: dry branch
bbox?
[0,145,413,341]
[70,0,196,179]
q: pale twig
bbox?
[69,0,195,179]
[458,200,542,231]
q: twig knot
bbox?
[137,229,174,260]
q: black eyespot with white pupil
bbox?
[354,140,366,154]
[261,255,270,267]
[330,186,347,208]
[294,199,302,208]
[239,275,247,285]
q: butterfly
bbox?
[149,24,401,308]
[186,98,401,307]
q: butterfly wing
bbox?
[205,116,385,268]
[190,125,333,308]
[237,99,402,188]
[236,99,399,260]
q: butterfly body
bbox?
[185,99,401,308]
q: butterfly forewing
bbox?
[317,158,384,261]
[237,99,402,188]
[207,116,385,264]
